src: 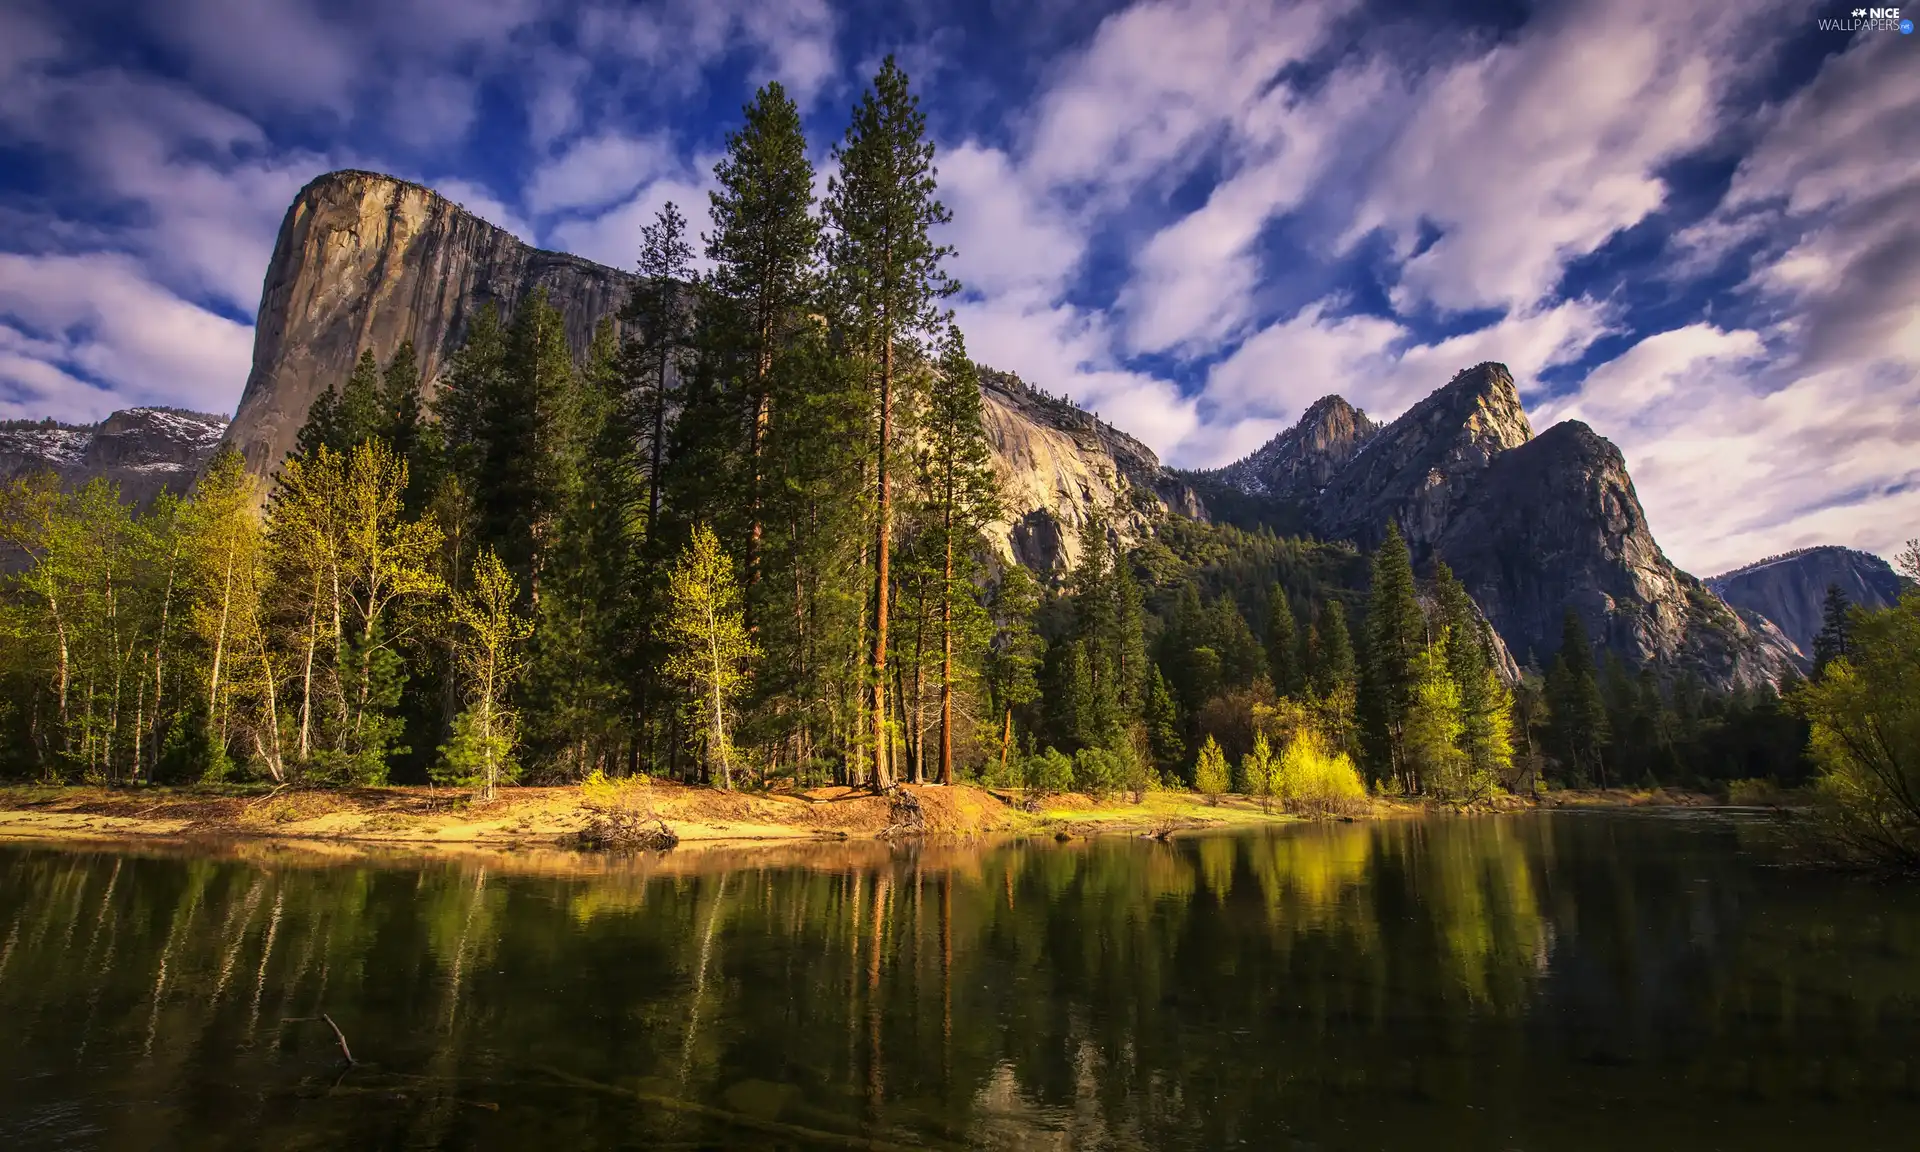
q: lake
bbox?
[1,812,1917,1150]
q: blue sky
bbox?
[0,0,1915,574]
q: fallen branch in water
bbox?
[536,1065,955,1151]
[322,1012,355,1065]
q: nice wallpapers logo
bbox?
[1818,6,1915,31]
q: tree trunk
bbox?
[871,330,893,791]
[650,344,670,527]
[940,521,954,786]
[208,540,237,737]
[1000,707,1013,782]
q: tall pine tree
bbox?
[1360,523,1423,790]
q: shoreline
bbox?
[0,780,1758,864]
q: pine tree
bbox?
[1545,608,1610,786]
[706,81,820,599]
[1143,664,1184,777]
[1265,584,1300,697]
[662,525,757,788]
[1405,635,1477,799]
[1434,560,1511,781]
[1812,583,1853,678]
[1359,523,1423,790]
[380,341,424,476]
[625,203,695,529]
[824,55,957,789]
[987,563,1042,783]
[1312,600,1356,697]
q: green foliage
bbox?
[1545,609,1610,786]
[1026,746,1074,795]
[662,525,758,788]
[1265,584,1300,696]
[1812,583,1853,678]
[1360,523,1423,790]
[1194,735,1230,803]
[1072,746,1124,799]
[1797,589,1920,870]
[1241,731,1276,811]
[1274,728,1367,817]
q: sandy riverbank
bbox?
[0,779,1740,859]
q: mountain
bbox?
[1708,546,1906,658]
[1,407,229,505]
[225,169,1199,573]
[1208,364,1795,688]
[1214,395,1380,502]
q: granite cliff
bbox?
[0,407,229,506]
[1708,546,1907,660]
[1208,364,1795,688]
[225,170,1199,574]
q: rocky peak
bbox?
[1434,419,1793,686]
[1708,545,1906,659]
[1312,361,1533,554]
[1,407,229,506]
[1213,394,1380,502]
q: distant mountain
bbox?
[1707,546,1905,659]
[0,407,229,505]
[1205,364,1797,689]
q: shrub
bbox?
[1073,747,1125,799]
[1274,729,1367,818]
[1025,747,1075,795]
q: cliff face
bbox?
[227,170,636,479]
[1,408,229,506]
[227,170,1198,575]
[1211,365,1794,688]
[1708,546,1906,659]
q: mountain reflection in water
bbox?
[1,813,1916,1150]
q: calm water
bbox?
[1,813,1917,1150]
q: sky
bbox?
[0,0,1915,576]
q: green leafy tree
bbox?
[824,54,957,788]
[1194,734,1230,804]
[1242,730,1276,812]
[663,525,758,789]
[438,549,531,799]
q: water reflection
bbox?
[1,814,1917,1150]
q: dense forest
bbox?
[0,61,1905,831]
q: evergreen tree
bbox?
[625,202,696,528]
[987,565,1042,783]
[1812,583,1853,678]
[705,81,820,598]
[1265,584,1300,697]
[1143,664,1184,777]
[1312,600,1356,697]
[380,341,425,480]
[1434,561,1511,781]
[1404,635,1477,799]
[824,55,957,788]
[1359,523,1423,790]
[1545,608,1610,786]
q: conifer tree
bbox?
[380,341,424,478]
[1434,561,1512,779]
[1312,600,1357,696]
[705,82,820,597]
[1545,608,1610,786]
[1266,584,1300,697]
[1405,635,1475,798]
[625,202,695,528]
[1359,523,1423,790]
[1812,583,1853,678]
[1143,664,1184,777]
[986,566,1043,782]
[824,55,957,788]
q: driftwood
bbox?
[568,810,679,852]
[538,1065,956,1151]
[322,1011,356,1065]
[878,785,926,839]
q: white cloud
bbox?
[527,132,679,215]
[0,253,254,421]
[547,160,722,273]
[1352,0,1788,314]
[938,143,1085,298]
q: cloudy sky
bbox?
[0,0,1914,574]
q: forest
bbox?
[0,60,1909,851]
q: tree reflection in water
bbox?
[1,814,1917,1150]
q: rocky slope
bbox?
[1214,395,1379,502]
[1708,546,1906,659]
[226,170,1199,573]
[1,408,229,505]
[1208,364,1795,688]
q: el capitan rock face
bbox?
[1708,546,1906,659]
[226,170,1200,574]
[228,170,636,481]
[1211,364,1795,688]
[1,407,229,506]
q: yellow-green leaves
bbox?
[663,525,758,788]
